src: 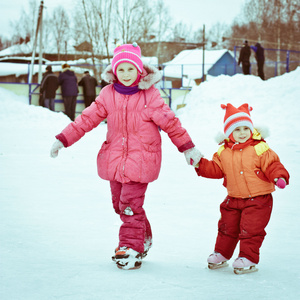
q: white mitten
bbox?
[184,147,203,167]
[50,140,64,158]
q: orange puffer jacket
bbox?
[57,63,194,183]
[196,130,289,198]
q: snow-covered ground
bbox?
[1,68,299,300]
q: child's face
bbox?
[232,126,251,143]
[116,63,138,86]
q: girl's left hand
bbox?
[274,177,286,189]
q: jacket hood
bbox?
[62,68,75,75]
[215,126,270,145]
[101,62,162,90]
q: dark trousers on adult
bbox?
[110,181,152,254]
[214,194,273,264]
[44,98,55,111]
[84,95,96,107]
[63,96,77,121]
[242,61,250,75]
[257,60,265,80]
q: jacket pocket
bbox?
[254,169,270,183]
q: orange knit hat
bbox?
[221,103,253,137]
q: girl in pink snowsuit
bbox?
[50,43,202,269]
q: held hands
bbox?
[274,178,286,189]
[184,147,203,167]
[50,140,64,158]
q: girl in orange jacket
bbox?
[195,103,289,274]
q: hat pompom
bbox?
[215,132,227,144]
[221,104,227,110]
[255,125,270,139]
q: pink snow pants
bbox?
[110,181,152,253]
[214,194,273,264]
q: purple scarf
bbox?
[113,82,140,95]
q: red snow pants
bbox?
[214,194,273,264]
[110,181,152,253]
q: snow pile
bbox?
[0,68,300,299]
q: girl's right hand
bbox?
[184,147,203,167]
[50,140,64,158]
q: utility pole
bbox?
[38,1,44,83]
[276,0,281,76]
[202,24,205,82]
[29,1,44,84]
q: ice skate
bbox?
[141,237,152,259]
[112,247,143,270]
[232,257,258,274]
[112,238,152,262]
[207,252,229,270]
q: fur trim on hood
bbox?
[101,62,162,90]
[61,68,73,72]
[215,125,270,144]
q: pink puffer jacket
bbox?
[56,63,194,183]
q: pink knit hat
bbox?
[221,103,254,137]
[111,43,143,75]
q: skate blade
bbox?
[208,261,229,270]
[113,251,146,261]
[234,265,258,275]
[116,261,142,270]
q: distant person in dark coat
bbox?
[100,79,110,88]
[238,40,251,75]
[40,65,59,111]
[251,43,265,80]
[78,71,98,107]
[58,63,78,121]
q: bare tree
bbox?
[79,0,101,59]
[91,0,114,62]
[240,0,300,49]
[114,0,142,43]
[10,0,39,47]
[170,22,193,42]
[51,6,70,60]
[74,0,114,79]
[242,0,269,42]
[207,23,229,50]
[226,0,300,76]
[154,0,172,61]
[138,0,156,42]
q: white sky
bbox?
[1,0,246,39]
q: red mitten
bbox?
[275,178,286,189]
